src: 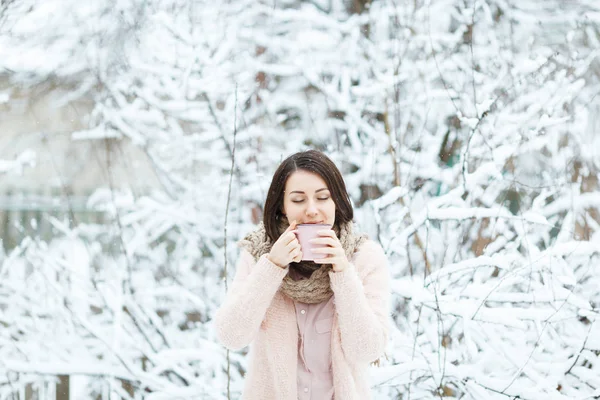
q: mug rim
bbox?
[296,223,331,227]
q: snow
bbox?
[0,150,37,174]
[0,0,599,399]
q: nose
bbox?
[306,199,318,216]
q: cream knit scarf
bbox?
[239,220,367,304]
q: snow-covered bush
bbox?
[0,0,598,398]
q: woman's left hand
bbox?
[310,229,349,272]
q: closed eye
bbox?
[291,197,330,203]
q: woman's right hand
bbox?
[267,220,302,268]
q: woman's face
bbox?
[283,170,336,226]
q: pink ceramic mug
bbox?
[295,223,332,261]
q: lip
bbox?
[301,221,325,225]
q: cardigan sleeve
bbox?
[329,240,390,364]
[214,250,288,350]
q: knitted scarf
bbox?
[239,220,367,304]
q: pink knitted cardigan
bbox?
[214,239,390,400]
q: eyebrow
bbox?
[288,188,329,195]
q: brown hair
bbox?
[263,150,354,242]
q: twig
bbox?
[382,110,432,275]
[427,2,461,115]
[460,52,558,194]
[96,135,191,386]
[427,222,447,399]
[223,83,238,400]
[469,1,478,117]
[501,276,576,393]
[38,132,77,227]
[565,319,595,374]
[406,304,423,400]
[464,377,518,398]
[205,92,242,178]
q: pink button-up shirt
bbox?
[290,269,335,400]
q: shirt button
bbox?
[300,309,306,315]
[304,387,309,393]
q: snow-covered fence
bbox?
[4,374,134,400]
[0,190,106,253]
[1,376,65,400]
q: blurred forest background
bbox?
[0,0,599,399]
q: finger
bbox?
[285,240,300,251]
[312,247,339,256]
[314,256,339,264]
[317,229,336,237]
[282,231,298,245]
[290,249,302,262]
[284,220,298,233]
[292,248,302,258]
[309,237,337,247]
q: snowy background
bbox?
[1,0,599,399]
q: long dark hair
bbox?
[263,150,354,242]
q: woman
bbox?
[214,150,390,400]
